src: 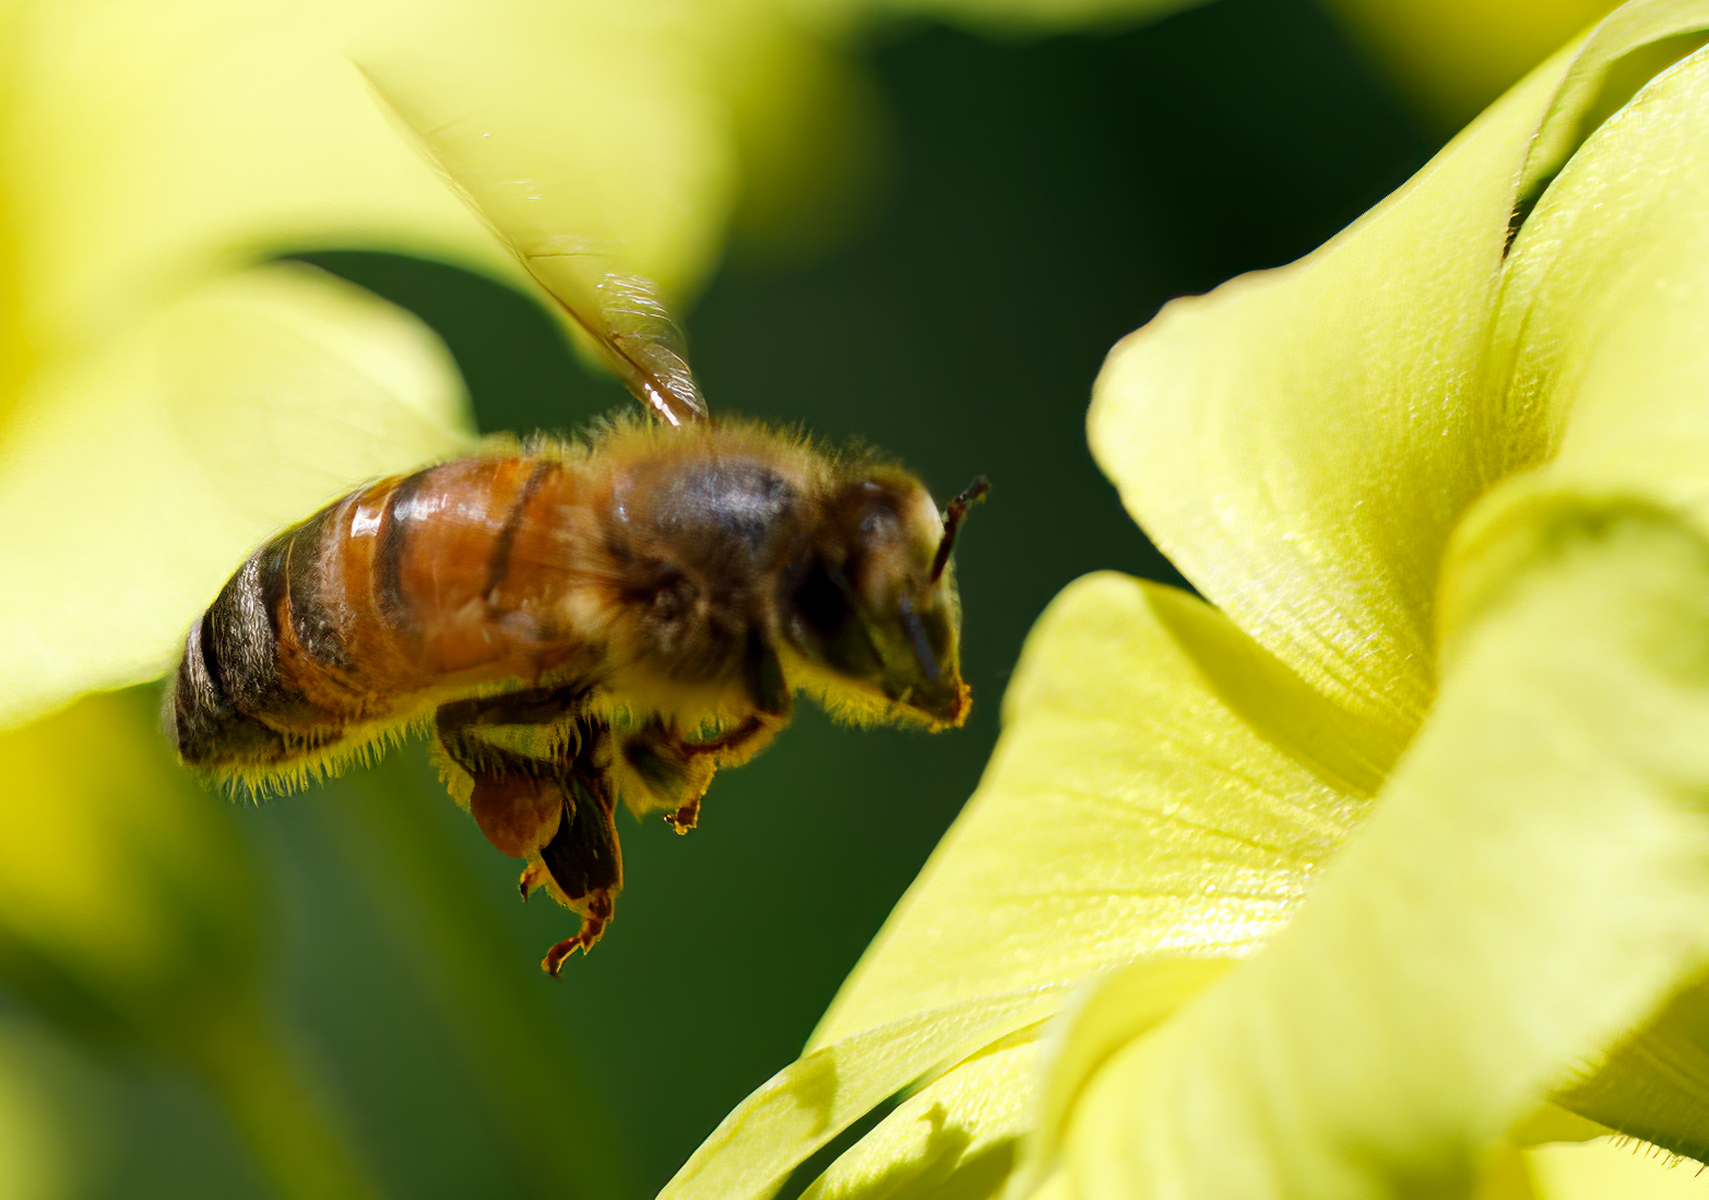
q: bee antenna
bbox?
[930,476,989,584]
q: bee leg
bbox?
[434,691,587,859]
[665,796,700,835]
[518,861,549,900]
[621,715,785,835]
[542,890,614,976]
[682,715,775,762]
[743,632,792,719]
[537,730,624,976]
[620,722,717,834]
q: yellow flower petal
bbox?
[1471,44,1709,557]
[0,262,472,730]
[1086,3,1709,756]
[0,690,382,1198]
[847,0,1206,36]
[666,574,1369,1198]
[1044,509,1709,1197]
[1554,979,1709,1162]
[1017,956,1235,1196]
[801,1028,1042,1200]
[1527,1138,1709,1198]
[1085,60,1562,751]
[1320,0,1613,126]
[798,961,1239,1200]
[3,0,504,391]
[0,689,252,1036]
[815,573,1371,1050]
[0,1020,94,1200]
[1471,1144,1545,1200]
[1515,0,1709,207]
[660,990,1067,1200]
[1445,50,1709,1155]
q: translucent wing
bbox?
[358,62,710,426]
[508,236,706,427]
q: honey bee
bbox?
[167,255,986,975]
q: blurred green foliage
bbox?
[7,1,1438,1195]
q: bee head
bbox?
[778,472,987,729]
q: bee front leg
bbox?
[619,714,788,835]
[619,721,718,834]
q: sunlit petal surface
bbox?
[680,4,1709,1198]
[801,1029,1040,1200]
[661,991,1066,1200]
[0,263,472,730]
[1045,513,1709,1197]
[816,573,1369,1045]
[1467,45,1709,558]
[668,572,1372,1196]
[1085,55,1568,752]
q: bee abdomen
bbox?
[171,454,586,775]
[170,502,349,768]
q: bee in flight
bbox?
[167,253,986,975]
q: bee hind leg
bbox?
[518,861,549,900]
[542,891,615,975]
[536,729,624,976]
[434,688,589,860]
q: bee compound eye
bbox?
[792,558,851,637]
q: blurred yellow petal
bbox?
[355,0,834,305]
[1321,0,1616,126]
[1045,510,1709,1197]
[0,1017,109,1200]
[839,0,1210,37]
[815,573,1370,1048]
[0,696,252,1018]
[0,261,472,730]
[1527,1138,1709,1198]
[0,690,379,1199]
[1471,1145,1545,1200]
[2,0,507,402]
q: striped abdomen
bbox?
[170,454,598,776]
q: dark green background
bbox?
[46,1,1437,1195]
